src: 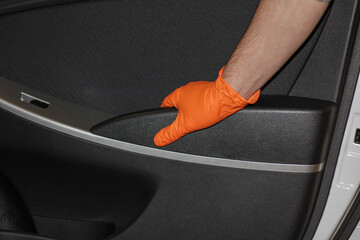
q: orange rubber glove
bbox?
[153,67,261,147]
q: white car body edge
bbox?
[313,71,360,239]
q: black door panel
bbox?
[0,105,322,240]
[92,96,336,164]
[0,73,330,239]
[0,0,358,239]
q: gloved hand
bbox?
[153,67,261,147]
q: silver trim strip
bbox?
[0,77,324,173]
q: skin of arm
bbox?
[223,0,330,99]
[154,0,330,146]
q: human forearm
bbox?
[154,0,330,146]
[223,0,330,99]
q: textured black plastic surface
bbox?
[33,215,115,240]
[0,174,35,233]
[0,0,354,115]
[0,0,330,116]
[289,0,359,102]
[92,96,336,165]
[0,104,156,239]
[0,173,22,205]
[0,231,57,240]
[0,0,78,15]
[0,107,322,240]
[0,206,35,232]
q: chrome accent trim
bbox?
[0,77,324,173]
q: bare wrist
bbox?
[222,65,260,100]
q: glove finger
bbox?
[154,115,187,146]
[161,88,180,108]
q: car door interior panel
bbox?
[91,96,336,165]
[0,0,358,240]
